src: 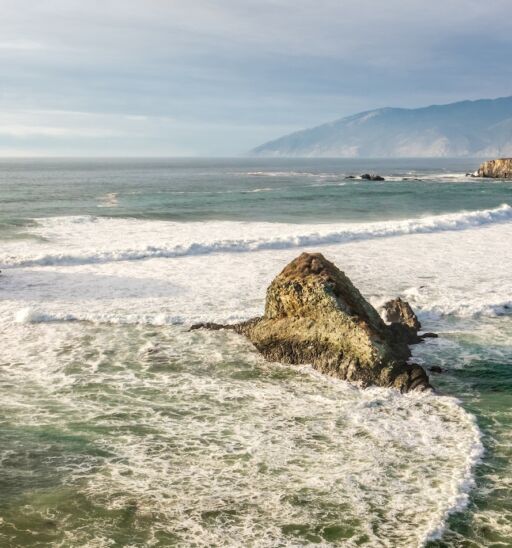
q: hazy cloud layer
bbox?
[1,0,511,155]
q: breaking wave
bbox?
[2,204,511,269]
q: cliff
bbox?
[477,158,512,178]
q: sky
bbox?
[1,0,511,157]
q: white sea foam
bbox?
[246,170,485,183]
[0,322,483,546]
[420,172,475,182]
[96,192,119,208]
[14,307,77,324]
[0,206,511,331]
[1,204,510,269]
[2,205,511,544]
[245,187,274,192]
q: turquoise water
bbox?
[1,158,511,226]
[0,159,511,546]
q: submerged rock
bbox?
[223,252,430,392]
[190,322,230,331]
[476,158,512,179]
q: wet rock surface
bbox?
[360,173,385,181]
[383,297,422,344]
[196,252,431,392]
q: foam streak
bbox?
[2,204,511,269]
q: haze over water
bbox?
[1,158,512,546]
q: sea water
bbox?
[0,158,511,547]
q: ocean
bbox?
[0,158,511,547]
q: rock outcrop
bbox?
[361,173,385,181]
[382,297,422,344]
[196,253,430,392]
[477,158,512,178]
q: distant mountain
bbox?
[251,96,512,158]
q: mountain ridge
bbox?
[251,96,512,158]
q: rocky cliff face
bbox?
[477,158,512,178]
[234,253,430,392]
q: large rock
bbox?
[233,253,430,392]
[477,158,512,178]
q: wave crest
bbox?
[2,204,511,268]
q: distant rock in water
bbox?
[477,158,512,178]
[196,253,431,392]
[361,173,385,181]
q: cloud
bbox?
[0,1,511,155]
[0,40,45,51]
[0,108,297,157]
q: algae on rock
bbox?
[233,252,431,392]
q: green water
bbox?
[0,158,511,546]
[1,158,511,228]
[0,322,498,547]
[425,318,512,547]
